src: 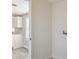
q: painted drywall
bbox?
[32,0,52,59]
[52,0,67,59]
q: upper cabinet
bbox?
[12,0,30,16]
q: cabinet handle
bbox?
[63,30,67,35]
[30,38,32,40]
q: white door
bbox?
[52,0,67,59]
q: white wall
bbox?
[32,0,52,59]
[52,0,67,59]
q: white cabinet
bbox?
[12,0,31,59]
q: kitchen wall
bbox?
[32,0,52,59]
[52,0,67,59]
